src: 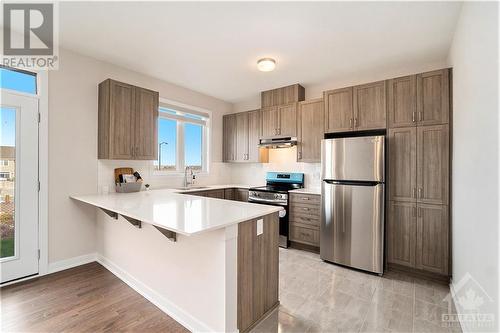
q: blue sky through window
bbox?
[158,118,176,167]
[184,123,202,167]
[0,68,37,94]
[1,108,16,147]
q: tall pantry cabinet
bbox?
[387,69,451,277]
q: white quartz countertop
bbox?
[71,188,281,236]
[289,188,321,195]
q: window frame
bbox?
[154,99,210,175]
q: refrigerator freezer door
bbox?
[320,181,384,273]
[321,136,385,182]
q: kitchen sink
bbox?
[176,186,209,191]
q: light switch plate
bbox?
[257,219,263,236]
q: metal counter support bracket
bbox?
[153,226,177,242]
[101,208,118,219]
[98,208,175,242]
[122,215,142,228]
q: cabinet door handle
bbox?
[412,111,416,123]
[418,207,422,217]
[354,118,358,128]
[418,188,422,198]
[301,197,310,201]
[302,207,310,211]
[349,118,353,128]
[418,111,423,122]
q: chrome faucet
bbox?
[184,166,194,188]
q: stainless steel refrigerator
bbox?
[320,135,385,274]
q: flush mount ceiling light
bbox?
[257,58,276,72]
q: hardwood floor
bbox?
[0,262,188,333]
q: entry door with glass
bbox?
[0,91,39,283]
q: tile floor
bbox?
[252,248,461,333]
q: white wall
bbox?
[447,2,499,332]
[48,49,233,264]
[233,60,448,112]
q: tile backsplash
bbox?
[98,147,320,192]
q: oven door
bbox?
[247,198,289,248]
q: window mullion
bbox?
[178,121,185,172]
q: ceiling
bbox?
[58,2,462,103]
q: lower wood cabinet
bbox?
[416,203,449,275]
[205,189,225,199]
[289,193,320,247]
[387,201,417,268]
[387,200,449,276]
[234,188,249,202]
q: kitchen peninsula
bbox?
[71,188,282,333]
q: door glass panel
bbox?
[0,107,16,258]
[0,68,37,94]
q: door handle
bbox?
[349,118,353,128]
[412,111,416,123]
[354,118,358,127]
[418,111,423,122]
[418,188,422,198]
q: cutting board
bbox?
[114,167,133,184]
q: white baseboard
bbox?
[96,254,215,333]
[48,253,97,274]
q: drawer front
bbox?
[290,204,320,218]
[290,193,321,205]
[289,214,320,228]
[290,225,319,246]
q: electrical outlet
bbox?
[257,219,263,235]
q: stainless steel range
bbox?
[248,172,304,248]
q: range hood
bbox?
[258,137,297,149]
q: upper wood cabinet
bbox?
[417,69,449,126]
[416,203,449,275]
[387,75,417,128]
[278,103,298,137]
[223,114,237,162]
[247,110,262,162]
[261,84,305,108]
[260,103,297,137]
[323,81,386,133]
[260,106,279,137]
[417,125,449,205]
[388,127,417,202]
[297,99,324,162]
[98,79,159,160]
[223,110,268,163]
[324,87,353,133]
[236,112,249,161]
[353,80,387,130]
[388,69,450,128]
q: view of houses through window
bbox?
[155,105,208,173]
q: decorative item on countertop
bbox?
[115,168,143,193]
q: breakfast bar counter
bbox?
[71,189,282,333]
